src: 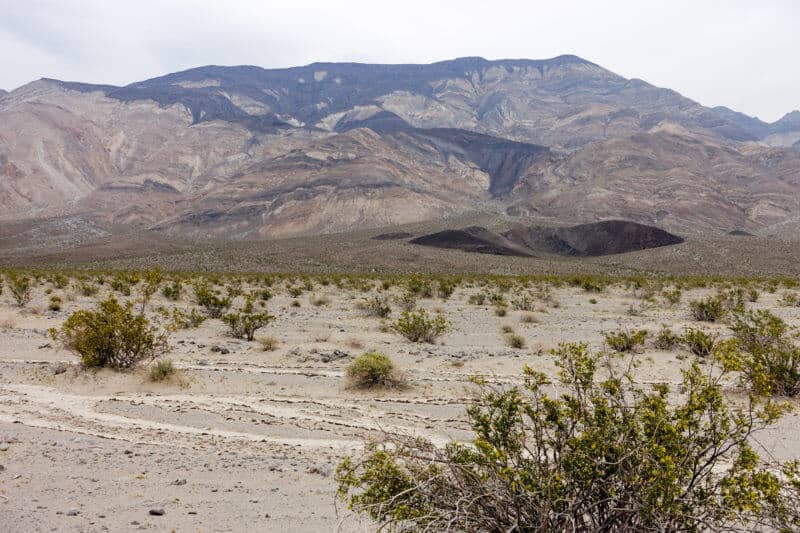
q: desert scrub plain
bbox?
[1,270,800,530]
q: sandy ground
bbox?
[2,279,800,531]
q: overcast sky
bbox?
[1,0,797,122]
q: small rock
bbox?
[170,478,187,486]
[52,362,68,375]
[149,508,165,516]
[66,509,80,516]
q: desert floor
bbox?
[2,279,800,532]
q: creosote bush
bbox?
[505,333,526,349]
[346,352,405,389]
[603,328,648,352]
[149,359,176,382]
[337,343,800,531]
[170,307,207,329]
[258,335,279,352]
[223,298,275,341]
[690,295,727,322]
[683,327,717,357]
[48,295,62,312]
[8,272,32,307]
[363,295,392,318]
[654,325,682,350]
[720,310,800,396]
[193,280,232,318]
[161,280,182,301]
[392,309,450,343]
[50,296,168,369]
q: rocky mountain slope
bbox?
[1,56,798,240]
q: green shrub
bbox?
[346,352,404,389]
[139,268,163,312]
[337,342,800,531]
[394,290,417,312]
[718,287,746,313]
[171,307,207,329]
[505,333,526,349]
[149,359,175,382]
[392,309,450,343]
[406,276,433,298]
[511,293,535,311]
[689,296,727,322]
[222,299,275,341]
[161,280,182,301]
[80,283,99,297]
[110,275,132,296]
[50,296,167,369]
[654,325,681,350]
[437,280,456,300]
[722,310,800,396]
[363,295,392,318]
[661,288,682,306]
[52,273,69,289]
[193,280,232,318]
[258,289,273,301]
[580,277,604,293]
[468,293,486,306]
[779,292,800,307]
[604,329,648,352]
[8,272,32,307]
[48,295,62,312]
[683,327,717,357]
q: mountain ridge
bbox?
[1,56,799,243]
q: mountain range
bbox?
[1,55,799,243]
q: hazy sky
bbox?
[1,0,797,121]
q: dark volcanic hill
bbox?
[411,220,684,257]
[1,56,799,241]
